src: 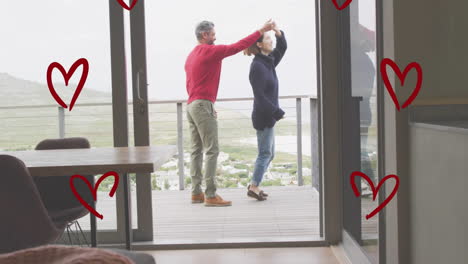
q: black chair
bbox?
[0,154,64,253]
[0,154,156,263]
[34,137,96,246]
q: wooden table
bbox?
[1,145,177,249]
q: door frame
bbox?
[317,0,345,244]
[89,0,154,246]
[106,0,345,249]
[129,0,154,243]
[337,0,387,263]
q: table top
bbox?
[0,145,177,177]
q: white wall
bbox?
[383,0,468,263]
[409,125,468,264]
[393,0,468,102]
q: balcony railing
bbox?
[0,95,320,191]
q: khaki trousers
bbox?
[186,99,219,198]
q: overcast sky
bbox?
[1,0,375,101]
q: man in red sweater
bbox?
[185,20,274,207]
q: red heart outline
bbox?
[331,0,353,10]
[69,171,119,220]
[116,0,138,10]
[46,58,89,111]
[350,171,399,220]
[380,58,423,111]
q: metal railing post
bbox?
[177,102,185,190]
[310,98,320,190]
[296,98,303,186]
[58,107,65,138]
[310,98,323,237]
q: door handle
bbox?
[136,70,146,114]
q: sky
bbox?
[1,0,375,102]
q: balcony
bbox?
[73,186,377,247]
[1,95,378,246]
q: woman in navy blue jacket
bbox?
[243,22,287,201]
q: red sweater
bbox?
[185,31,261,104]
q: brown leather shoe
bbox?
[191,193,205,204]
[205,195,232,207]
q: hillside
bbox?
[0,73,312,189]
[0,73,297,152]
[0,72,110,107]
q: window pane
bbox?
[349,0,379,262]
[0,1,117,232]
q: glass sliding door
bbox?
[128,0,327,246]
[342,0,383,263]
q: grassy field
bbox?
[1,73,314,190]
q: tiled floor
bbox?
[143,247,341,264]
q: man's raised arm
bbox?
[212,19,274,60]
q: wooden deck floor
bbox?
[152,186,321,243]
[78,186,377,244]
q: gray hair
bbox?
[195,21,215,40]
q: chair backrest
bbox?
[34,138,95,211]
[35,138,91,150]
[0,155,62,253]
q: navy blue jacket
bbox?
[249,31,287,130]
